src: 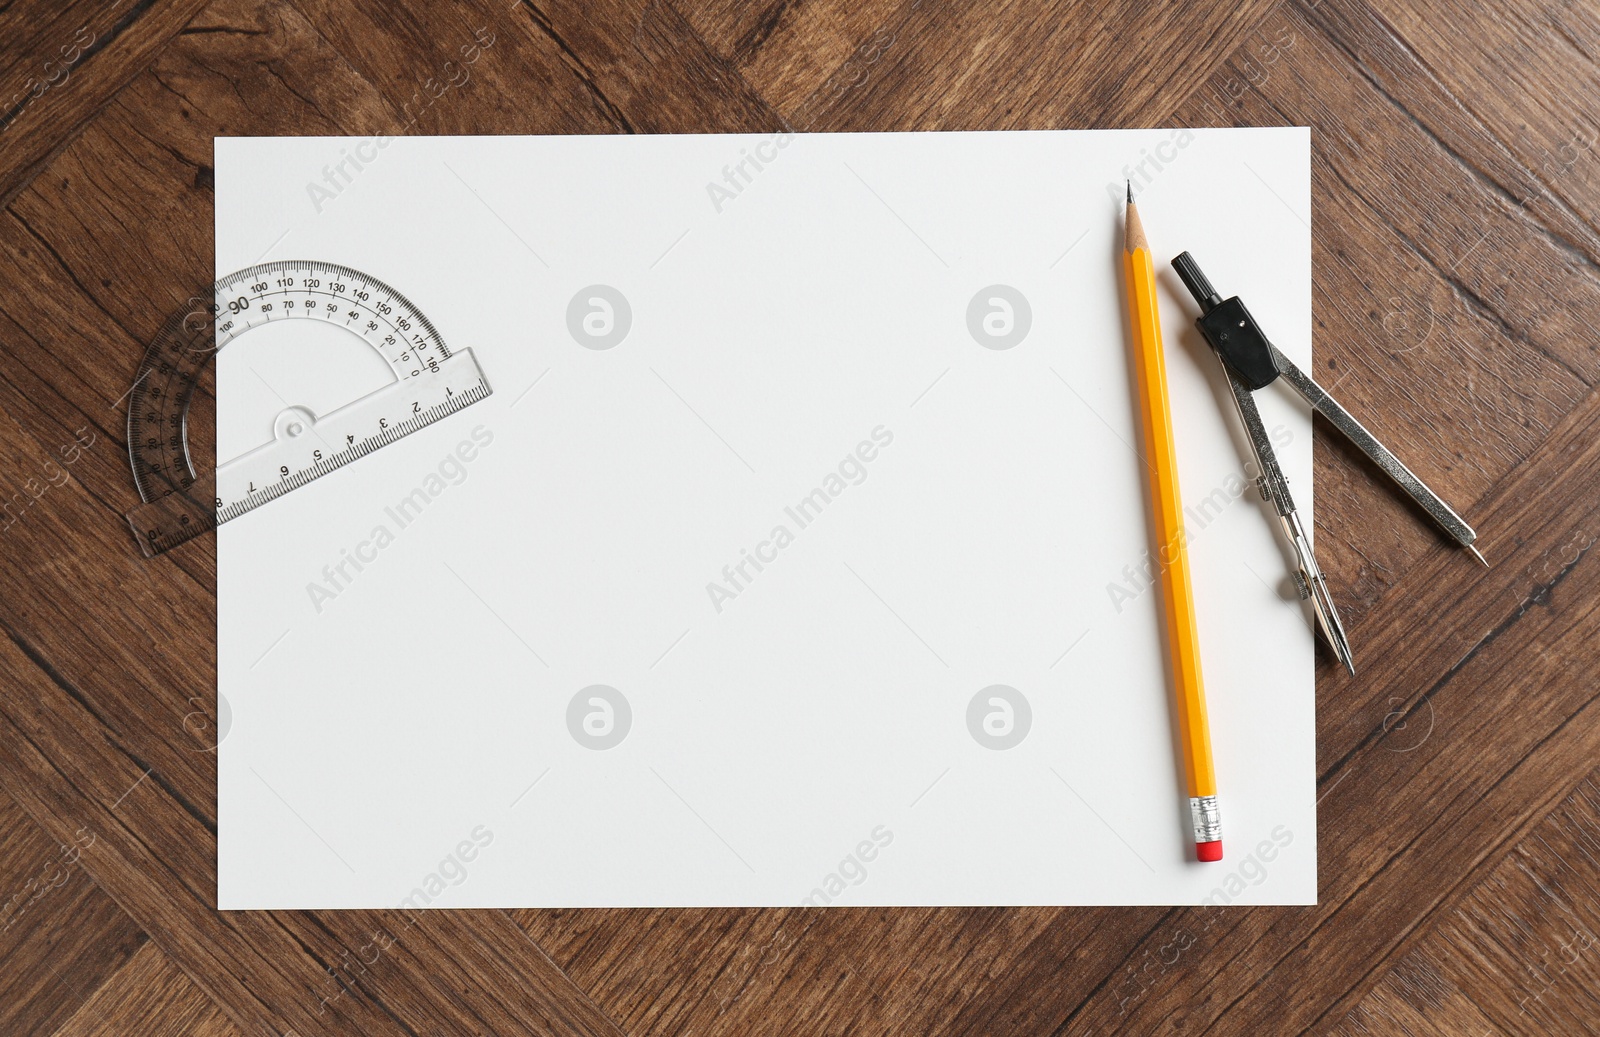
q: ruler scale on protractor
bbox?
[125,260,492,557]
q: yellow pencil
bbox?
[1122,184,1222,862]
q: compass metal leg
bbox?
[1270,345,1485,565]
[1221,363,1357,675]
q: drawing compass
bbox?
[1171,252,1486,676]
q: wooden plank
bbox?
[283,0,619,135]
[257,909,627,1037]
[5,0,406,340]
[673,0,907,122]
[1412,780,1600,1034]
[0,218,221,593]
[517,905,1167,1037]
[1330,956,1501,1036]
[1355,0,1600,266]
[0,786,144,1037]
[524,0,787,132]
[760,0,1281,132]
[1335,777,1600,1036]
[0,0,215,208]
[50,941,244,1037]
[0,366,218,827]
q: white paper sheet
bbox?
[216,129,1316,908]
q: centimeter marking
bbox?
[216,380,490,523]
[139,526,199,558]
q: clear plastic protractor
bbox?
[125,260,492,556]
[214,260,452,374]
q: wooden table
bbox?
[2,0,1598,1033]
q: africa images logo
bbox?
[566,285,632,350]
[566,685,632,750]
[966,285,1032,350]
[966,685,1032,749]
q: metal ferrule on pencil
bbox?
[1190,796,1223,844]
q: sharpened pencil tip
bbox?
[1469,544,1489,567]
[1126,180,1132,203]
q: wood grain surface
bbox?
[1,0,1597,1033]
